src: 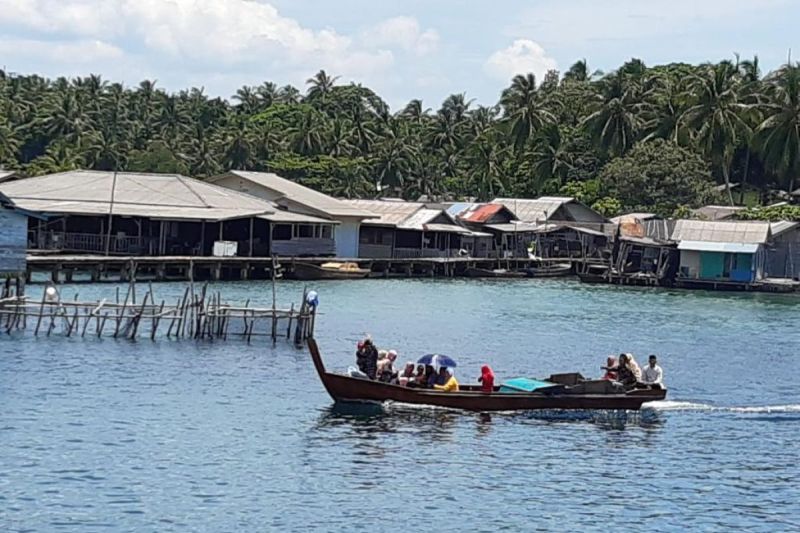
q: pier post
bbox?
[212,262,222,281]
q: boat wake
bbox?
[644,400,800,413]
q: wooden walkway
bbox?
[25,254,610,282]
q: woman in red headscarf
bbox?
[478,365,495,393]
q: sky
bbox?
[0,0,798,110]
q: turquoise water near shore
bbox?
[2,279,799,531]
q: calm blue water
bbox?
[2,279,799,532]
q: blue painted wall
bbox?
[0,207,27,275]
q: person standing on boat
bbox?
[642,355,663,387]
[478,365,495,393]
[433,367,459,392]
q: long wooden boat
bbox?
[308,338,666,411]
[464,267,527,279]
[290,262,371,280]
[525,263,572,278]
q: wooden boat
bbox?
[308,338,666,411]
[525,263,572,278]
[464,266,527,279]
[290,262,370,280]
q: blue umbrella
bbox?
[417,354,457,368]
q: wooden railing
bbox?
[29,231,154,255]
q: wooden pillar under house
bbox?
[249,218,254,257]
[200,220,206,256]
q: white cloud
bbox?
[362,16,439,56]
[0,0,396,86]
[484,39,557,81]
[0,38,124,63]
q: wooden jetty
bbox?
[25,254,610,283]
[0,280,317,344]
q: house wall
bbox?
[768,230,800,279]
[0,208,27,275]
[679,250,701,278]
[335,218,360,258]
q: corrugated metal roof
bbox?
[678,241,760,253]
[449,202,508,223]
[691,205,744,221]
[423,223,471,234]
[670,220,770,244]
[397,208,443,230]
[0,170,21,183]
[483,222,539,233]
[770,221,799,237]
[343,199,425,226]
[0,170,275,222]
[494,197,571,223]
[493,196,607,224]
[259,210,338,224]
[219,171,375,218]
[610,213,659,223]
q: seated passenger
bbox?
[478,365,495,393]
[641,354,663,387]
[601,356,618,381]
[425,365,438,388]
[410,364,426,387]
[433,367,459,392]
[377,350,398,383]
[399,362,416,386]
[357,338,379,380]
[616,353,642,387]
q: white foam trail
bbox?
[644,401,800,414]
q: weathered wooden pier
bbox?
[25,254,610,283]
[0,281,317,344]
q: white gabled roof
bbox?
[0,170,276,222]
[218,171,375,219]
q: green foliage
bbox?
[0,60,798,209]
[736,204,800,221]
[597,139,716,216]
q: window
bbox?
[273,224,291,241]
[298,225,313,238]
[321,225,332,239]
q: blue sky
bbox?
[0,0,797,110]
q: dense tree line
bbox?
[1,57,799,216]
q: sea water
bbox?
[1,279,799,531]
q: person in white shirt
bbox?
[641,355,663,386]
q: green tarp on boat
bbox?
[499,377,555,393]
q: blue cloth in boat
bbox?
[499,377,555,393]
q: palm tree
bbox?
[467,130,507,201]
[755,63,800,192]
[306,70,340,100]
[563,60,589,83]
[525,124,574,195]
[582,69,643,157]
[500,74,556,151]
[0,117,20,166]
[289,108,326,155]
[682,61,753,203]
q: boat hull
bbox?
[464,267,526,279]
[526,264,572,278]
[308,339,665,411]
[289,262,370,280]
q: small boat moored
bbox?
[289,261,371,280]
[308,338,666,411]
[463,267,527,278]
[525,262,572,278]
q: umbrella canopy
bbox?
[417,354,457,368]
